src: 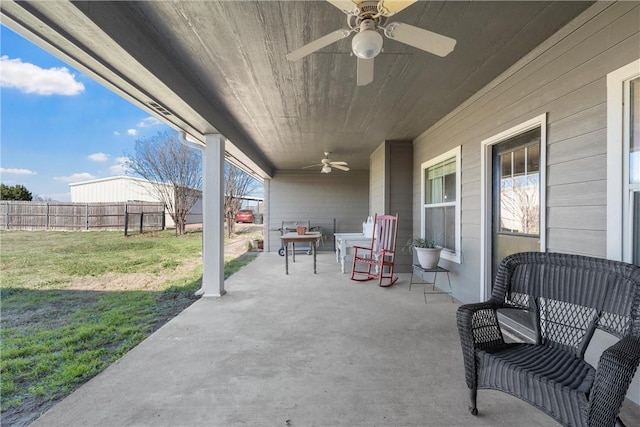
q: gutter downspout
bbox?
[178,131,205,150]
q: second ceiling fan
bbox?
[286,0,457,86]
[303,152,350,173]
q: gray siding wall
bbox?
[388,142,414,273]
[266,171,369,252]
[413,2,639,303]
[369,144,386,215]
[368,140,414,272]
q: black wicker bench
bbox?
[456,252,640,426]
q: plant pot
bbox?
[296,226,307,235]
[415,247,442,269]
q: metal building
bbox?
[69,176,203,228]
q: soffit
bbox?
[2,1,594,174]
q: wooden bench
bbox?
[456,252,640,426]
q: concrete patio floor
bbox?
[32,252,639,426]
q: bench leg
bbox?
[469,389,478,415]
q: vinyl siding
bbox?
[265,171,369,252]
[368,140,414,272]
[369,144,385,215]
[412,2,640,303]
[388,142,414,273]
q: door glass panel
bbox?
[631,78,639,184]
[634,192,640,267]
[492,127,541,284]
[498,144,540,236]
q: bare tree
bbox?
[127,131,202,235]
[224,163,259,238]
[500,175,539,235]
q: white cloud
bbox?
[109,164,128,175]
[0,167,37,175]
[113,131,121,136]
[88,152,109,162]
[0,55,85,96]
[136,116,161,128]
[54,172,96,183]
[127,129,138,136]
[109,157,130,175]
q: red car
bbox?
[234,210,255,223]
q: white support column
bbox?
[198,133,226,297]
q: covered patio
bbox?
[29,252,572,426]
[3,0,639,423]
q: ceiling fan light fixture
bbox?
[321,165,332,173]
[352,23,383,59]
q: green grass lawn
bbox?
[0,229,257,426]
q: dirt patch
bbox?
[61,223,263,292]
[63,257,202,292]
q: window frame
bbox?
[420,146,461,263]
[606,59,640,264]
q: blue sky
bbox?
[1,25,173,201]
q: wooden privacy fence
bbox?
[0,201,165,232]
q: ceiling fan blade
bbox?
[332,164,350,171]
[326,0,358,14]
[384,22,456,57]
[329,161,348,166]
[286,29,352,61]
[302,163,323,169]
[357,57,374,86]
[378,0,418,16]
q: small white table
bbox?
[334,232,372,273]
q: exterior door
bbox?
[492,128,541,282]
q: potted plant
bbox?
[406,237,442,269]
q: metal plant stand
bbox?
[409,264,453,303]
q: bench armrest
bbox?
[456,301,507,388]
[457,301,507,348]
[588,335,640,425]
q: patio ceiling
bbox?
[2,1,593,177]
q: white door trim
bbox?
[606,59,640,262]
[479,113,547,300]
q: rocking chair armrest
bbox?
[352,245,373,256]
[588,335,640,425]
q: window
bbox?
[607,60,640,266]
[421,146,461,263]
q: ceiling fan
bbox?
[302,152,350,173]
[286,0,456,86]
